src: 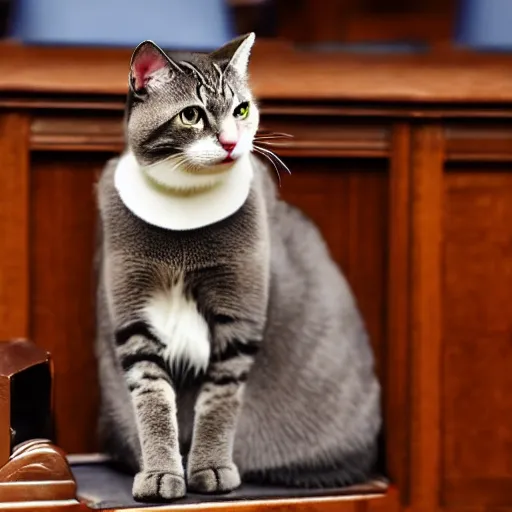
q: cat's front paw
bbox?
[133,471,186,502]
[187,463,241,494]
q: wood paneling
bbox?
[446,124,512,162]
[31,115,124,153]
[409,125,444,512]
[4,41,512,104]
[386,124,412,503]
[108,496,374,512]
[442,169,512,508]
[0,113,30,340]
[30,153,113,454]
[28,113,390,158]
[5,43,512,512]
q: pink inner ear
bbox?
[132,47,168,90]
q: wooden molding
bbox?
[445,124,512,162]
[31,116,125,152]
[0,439,77,503]
[30,114,390,157]
[0,114,30,340]
[386,123,413,505]
[409,125,444,512]
[4,41,512,105]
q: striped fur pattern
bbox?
[95,34,382,503]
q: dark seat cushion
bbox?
[69,455,387,510]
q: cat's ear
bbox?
[129,40,180,93]
[210,32,255,76]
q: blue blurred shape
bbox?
[456,0,512,51]
[9,0,234,50]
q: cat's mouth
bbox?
[183,157,238,175]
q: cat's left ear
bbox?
[210,32,256,76]
[129,40,181,93]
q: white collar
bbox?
[114,152,254,231]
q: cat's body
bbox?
[95,33,381,502]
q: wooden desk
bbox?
[1,40,512,512]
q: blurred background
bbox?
[1,0,512,53]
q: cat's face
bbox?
[126,34,259,187]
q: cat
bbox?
[94,33,382,502]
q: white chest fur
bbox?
[143,278,210,375]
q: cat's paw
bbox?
[132,471,186,502]
[187,463,241,494]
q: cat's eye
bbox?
[233,101,250,120]
[179,107,201,126]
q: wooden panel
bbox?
[446,124,512,162]
[0,113,30,340]
[29,113,390,158]
[31,115,124,152]
[6,42,512,105]
[277,157,388,378]
[409,125,444,512]
[365,487,400,512]
[109,495,378,512]
[442,169,512,508]
[30,152,113,454]
[386,124,412,503]
[258,118,390,158]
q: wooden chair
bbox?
[0,339,389,511]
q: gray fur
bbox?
[95,34,381,502]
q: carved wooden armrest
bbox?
[0,339,79,508]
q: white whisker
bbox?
[253,147,282,188]
[256,131,293,139]
[253,145,292,175]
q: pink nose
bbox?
[218,131,237,153]
[219,140,236,153]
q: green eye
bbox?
[234,101,250,120]
[179,106,201,126]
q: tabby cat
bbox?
[95,33,381,502]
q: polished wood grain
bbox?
[0,113,30,340]
[105,494,384,512]
[409,125,444,512]
[31,153,112,454]
[31,115,125,152]
[30,114,390,158]
[446,123,512,162]
[3,41,512,103]
[274,0,456,46]
[386,124,412,505]
[442,169,512,509]
[0,440,76,502]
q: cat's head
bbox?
[126,33,258,190]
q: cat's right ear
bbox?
[129,40,180,94]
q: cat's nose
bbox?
[219,140,237,153]
[218,119,238,153]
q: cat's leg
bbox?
[187,339,259,494]
[116,327,186,501]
